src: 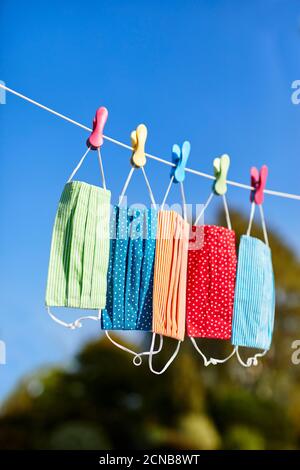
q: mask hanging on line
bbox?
[152,210,189,341]
[186,154,237,366]
[101,204,158,331]
[231,165,275,367]
[187,225,237,340]
[149,141,191,375]
[45,141,111,329]
[101,123,162,366]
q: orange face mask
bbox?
[148,142,190,374]
[152,210,189,341]
[148,209,189,375]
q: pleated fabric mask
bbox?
[148,163,190,375]
[101,204,158,331]
[152,210,189,341]
[100,164,162,366]
[231,202,275,366]
[46,146,111,329]
[187,224,237,340]
[186,179,237,366]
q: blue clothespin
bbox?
[170,141,191,183]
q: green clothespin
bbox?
[213,154,230,195]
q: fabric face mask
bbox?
[149,175,190,375]
[46,147,111,328]
[101,205,158,331]
[101,165,163,366]
[152,210,189,341]
[231,203,275,366]
[187,225,237,339]
[186,191,237,366]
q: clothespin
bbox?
[86,107,108,149]
[213,154,230,195]
[170,141,191,183]
[250,165,268,205]
[130,124,147,168]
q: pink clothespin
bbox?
[250,165,268,205]
[86,107,108,149]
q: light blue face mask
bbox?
[231,203,276,366]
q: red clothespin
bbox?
[86,107,108,149]
[250,165,268,205]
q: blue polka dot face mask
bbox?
[101,204,158,331]
[100,165,162,366]
[231,201,276,367]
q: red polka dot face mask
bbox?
[186,225,237,340]
[186,182,237,366]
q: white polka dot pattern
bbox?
[101,206,158,331]
[186,225,237,339]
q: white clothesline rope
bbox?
[1,83,300,202]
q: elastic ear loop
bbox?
[148,333,181,375]
[194,192,232,229]
[47,307,101,330]
[118,168,135,206]
[194,192,214,225]
[141,166,157,209]
[67,145,107,189]
[104,330,163,366]
[259,204,269,246]
[237,201,269,367]
[192,191,235,365]
[235,347,268,367]
[161,175,187,220]
[161,176,174,210]
[222,194,232,230]
[246,202,256,237]
[97,147,107,190]
[190,337,236,366]
[119,167,157,209]
[246,202,269,246]
[180,182,187,221]
[67,146,91,182]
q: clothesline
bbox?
[1,83,300,202]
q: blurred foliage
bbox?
[0,209,299,450]
[224,426,265,450]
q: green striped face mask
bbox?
[46,146,111,329]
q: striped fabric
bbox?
[45,181,111,309]
[101,206,158,330]
[231,235,275,350]
[152,210,190,341]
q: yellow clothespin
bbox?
[130,124,147,168]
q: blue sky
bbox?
[0,0,300,399]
